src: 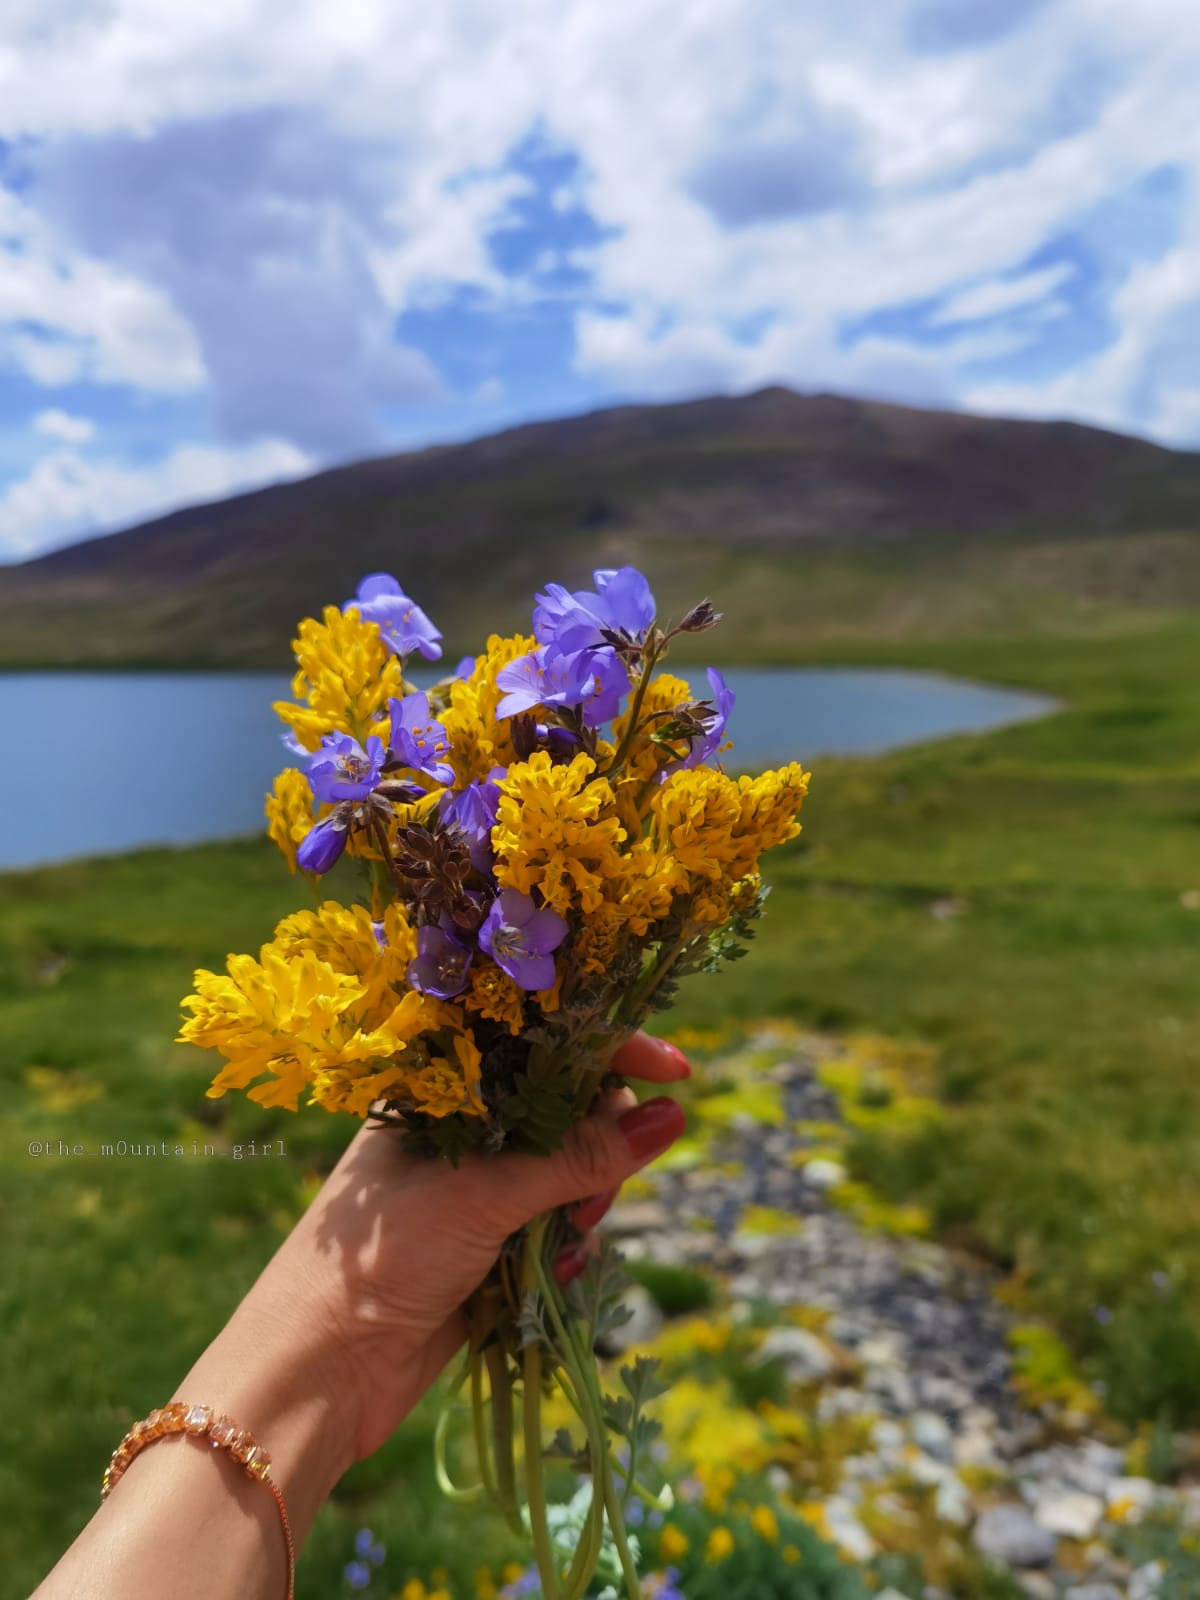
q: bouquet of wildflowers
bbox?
[180,565,808,1597]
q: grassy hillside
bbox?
[1,386,1199,666]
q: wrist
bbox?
[172,1264,358,1537]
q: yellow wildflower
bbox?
[474,1567,498,1599]
[751,1505,779,1542]
[179,907,482,1117]
[273,605,407,752]
[783,1544,801,1565]
[441,633,534,784]
[462,960,526,1035]
[652,762,808,921]
[706,1526,735,1562]
[660,1524,689,1560]
[493,752,626,915]
[264,768,315,871]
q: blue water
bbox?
[0,667,1054,870]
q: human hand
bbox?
[186,1029,689,1512]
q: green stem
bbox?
[522,1222,559,1600]
[433,1354,482,1503]
[603,644,660,780]
[470,1339,497,1505]
[485,1341,522,1535]
[535,1250,644,1599]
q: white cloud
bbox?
[929,262,1077,326]
[0,437,311,559]
[33,408,96,443]
[0,0,1197,491]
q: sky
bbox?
[0,0,1197,561]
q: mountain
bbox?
[2,387,1199,667]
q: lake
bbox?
[0,668,1054,871]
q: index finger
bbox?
[611,1031,691,1083]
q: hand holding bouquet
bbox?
[180,565,808,1597]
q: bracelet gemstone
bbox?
[101,1401,272,1497]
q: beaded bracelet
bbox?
[101,1401,294,1600]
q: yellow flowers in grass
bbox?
[705,1525,735,1561]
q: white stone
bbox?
[802,1158,847,1190]
[753,1326,834,1383]
[1129,1560,1165,1600]
[1033,1490,1104,1540]
[824,1497,876,1562]
[972,1505,1056,1567]
[1103,1476,1157,1520]
[911,1410,953,1461]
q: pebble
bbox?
[802,1157,847,1189]
[613,1036,1195,1596]
[753,1326,834,1383]
[1129,1561,1165,1600]
[1032,1490,1105,1540]
[972,1505,1057,1568]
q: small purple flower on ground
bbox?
[343,1559,371,1589]
[388,692,455,783]
[1094,1305,1113,1325]
[353,1528,385,1565]
[479,888,567,990]
[406,924,473,998]
[496,643,628,727]
[297,814,348,874]
[307,732,386,802]
[347,573,443,661]
[533,565,656,652]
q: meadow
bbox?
[2,607,1199,1596]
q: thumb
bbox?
[477,1095,686,1238]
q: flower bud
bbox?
[678,598,722,633]
[297,814,349,874]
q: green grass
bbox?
[3,613,1200,1592]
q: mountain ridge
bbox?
[2,386,1198,667]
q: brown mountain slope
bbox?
[1,387,1198,667]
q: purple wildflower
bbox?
[1094,1305,1113,1325]
[406,924,473,999]
[306,732,386,803]
[455,654,476,680]
[343,1560,371,1590]
[533,565,656,652]
[297,814,348,874]
[439,770,504,872]
[353,1527,385,1566]
[680,667,736,769]
[496,643,628,728]
[371,920,387,951]
[479,888,567,990]
[347,573,443,661]
[388,693,455,784]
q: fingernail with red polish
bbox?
[572,1187,617,1232]
[657,1039,691,1078]
[619,1096,687,1161]
[554,1241,590,1287]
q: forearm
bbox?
[34,1278,355,1600]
